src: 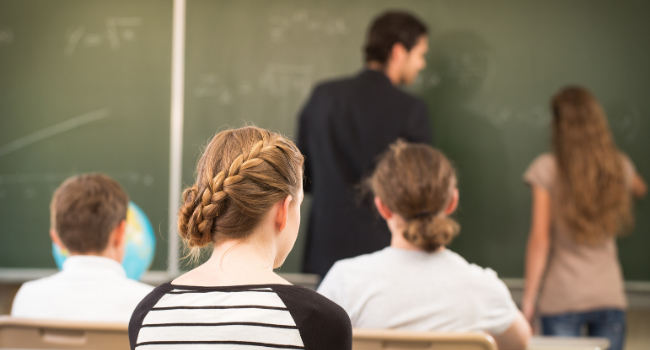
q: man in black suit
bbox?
[297,11,432,278]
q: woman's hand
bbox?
[521,296,536,325]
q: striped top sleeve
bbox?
[129,282,352,350]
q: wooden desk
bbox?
[528,336,610,350]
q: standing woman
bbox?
[522,87,647,350]
[129,126,352,350]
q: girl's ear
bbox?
[374,196,393,220]
[445,188,459,215]
[275,195,293,232]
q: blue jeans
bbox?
[541,309,626,350]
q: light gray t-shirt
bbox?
[318,247,518,335]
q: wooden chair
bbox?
[0,315,129,349]
[353,328,498,350]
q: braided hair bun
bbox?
[178,127,304,256]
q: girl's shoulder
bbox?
[524,153,556,190]
[270,284,352,344]
[128,283,352,350]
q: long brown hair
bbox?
[178,126,304,258]
[552,86,632,243]
[368,140,460,252]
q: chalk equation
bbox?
[269,10,347,43]
[0,27,13,46]
[194,64,312,104]
[65,17,142,56]
[259,64,312,97]
[194,74,235,104]
[0,171,154,201]
[609,103,640,144]
[484,105,549,128]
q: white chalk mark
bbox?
[0,170,143,185]
[269,12,346,43]
[122,29,136,41]
[259,64,312,97]
[83,33,104,47]
[23,188,36,200]
[0,109,110,158]
[0,27,14,45]
[65,26,86,56]
[106,17,142,50]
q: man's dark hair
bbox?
[364,11,428,64]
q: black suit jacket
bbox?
[296,69,431,277]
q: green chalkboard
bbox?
[183,0,650,280]
[0,0,172,270]
[2,1,648,281]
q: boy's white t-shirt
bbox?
[318,247,518,335]
[11,255,153,323]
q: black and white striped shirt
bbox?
[129,282,352,350]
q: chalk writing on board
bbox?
[259,64,312,97]
[484,105,549,128]
[0,109,110,158]
[0,27,13,46]
[0,171,154,186]
[269,11,346,43]
[448,52,490,86]
[23,188,36,200]
[0,171,154,201]
[65,17,142,56]
[194,74,234,105]
[609,103,640,143]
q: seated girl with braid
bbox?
[129,126,352,350]
[318,140,531,350]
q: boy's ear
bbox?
[113,220,128,248]
[50,229,64,249]
[374,196,393,220]
[275,195,293,232]
[445,188,459,215]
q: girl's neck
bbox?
[387,215,446,253]
[172,238,290,287]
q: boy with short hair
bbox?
[11,173,153,322]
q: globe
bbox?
[52,201,156,281]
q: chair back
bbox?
[353,328,498,350]
[0,315,129,349]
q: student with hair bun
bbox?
[318,140,531,350]
[129,126,352,350]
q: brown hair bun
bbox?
[178,126,304,256]
[368,139,460,252]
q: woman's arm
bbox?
[631,173,647,199]
[522,185,551,324]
